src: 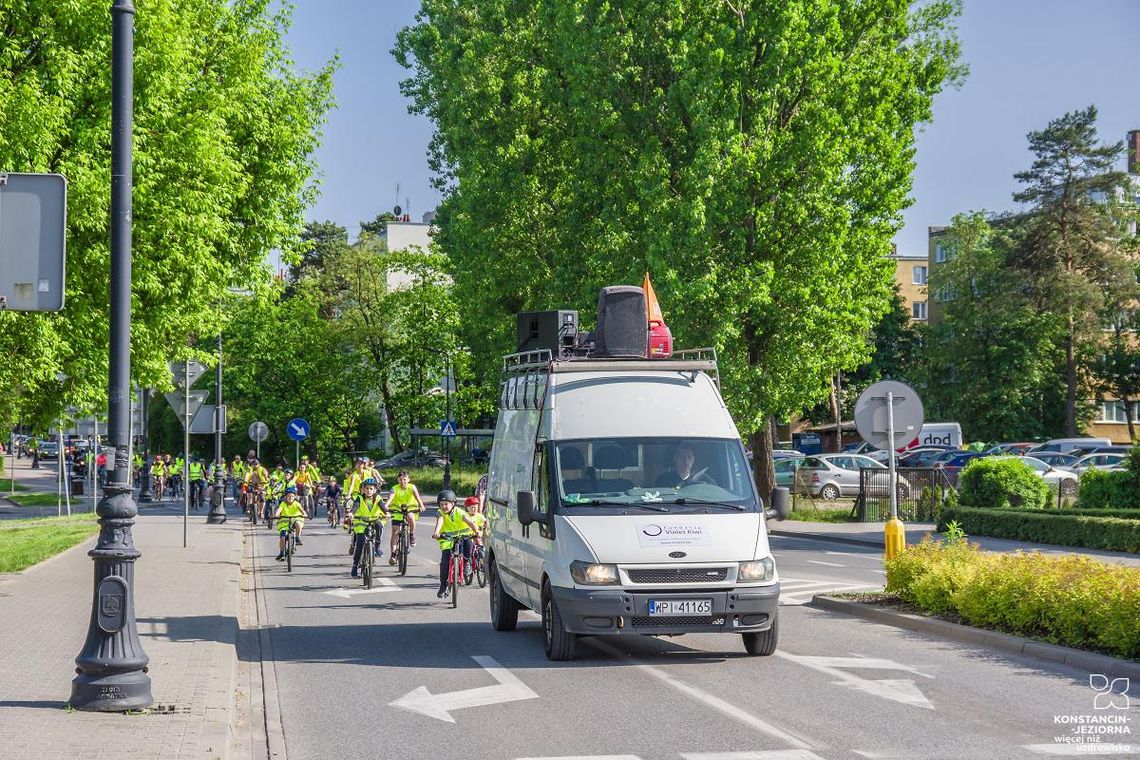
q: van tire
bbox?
[541,581,577,661]
[489,558,520,631]
[742,613,779,656]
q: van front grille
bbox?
[627,567,729,584]
[631,615,725,628]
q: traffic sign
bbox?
[854,380,924,451]
[189,404,226,434]
[287,418,310,441]
[0,172,67,311]
[439,419,457,438]
[165,391,209,428]
[248,421,269,442]
[169,360,209,389]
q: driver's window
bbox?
[533,449,548,513]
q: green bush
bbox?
[1078,468,1137,510]
[939,506,1140,553]
[958,457,1049,510]
[887,542,1140,659]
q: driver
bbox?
[655,442,715,488]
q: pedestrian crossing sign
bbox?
[440,420,457,438]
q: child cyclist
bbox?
[273,486,307,561]
[464,496,489,585]
[430,490,480,599]
[385,469,426,563]
[347,478,388,578]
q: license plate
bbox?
[648,599,712,616]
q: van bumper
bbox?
[551,584,780,636]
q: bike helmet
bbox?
[437,490,457,505]
[285,468,294,474]
[284,486,297,494]
[464,496,479,507]
[362,478,378,488]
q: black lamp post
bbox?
[443,350,452,491]
[71,0,152,711]
[206,332,226,523]
[137,387,153,501]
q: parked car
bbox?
[773,456,805,488]
[37,440,60,459]
[897,446,953,467]
[1029,451,1078,469]
[1001,456,1078,496]
[938,451,990,484]
[772,449,804,460]
[1028,437,1112,455]
[1070,445,1132,457]
[1065,452,1128,475]
[984,442,1037,456]
[796,454,910,500]
[374,448,450,469]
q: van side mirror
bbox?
[517,490,538,526]
[766,487,790,521]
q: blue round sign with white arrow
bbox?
[287,418,310,442]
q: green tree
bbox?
[359,211,399,237]
[0,0,334,431]
[289,220,348,285]
[1010,107,1137,435]
[396,0,964,494]
[924,213,1064,441]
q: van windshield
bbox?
[553,437,758,512]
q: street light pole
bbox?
[71,0,152,711]
[443,351,452,491]
[206,332,226,524]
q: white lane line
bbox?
[779,579,838,588]
[586,639,816,751]
[682,752,828,760]
[824,551,871,558]
[516,756,643,760]
[806,560,844,567]
[1022,745,1140,756]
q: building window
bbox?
[933,285,957,303]
[911,301,927,320]
[1098,400,1138,423]
[935,243,950,263]
[912,265,928,285]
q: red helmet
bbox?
[464,496,480,508]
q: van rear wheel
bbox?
[489,557,519,631]
[541,581,577,661]
[742,613,779,656]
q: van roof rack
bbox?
[499,347,720,410]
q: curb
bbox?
[769,528,884,549]
[811,595,1140,680]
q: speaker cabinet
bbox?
[595,286,648,358]
[516,310,579,355]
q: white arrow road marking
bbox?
[516,756,643,760]
[682,752,828,760]
[776,653,935,710]
[586,639,816,751]
[324,578,400,598]
[389,655,538,723]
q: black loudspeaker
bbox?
[595,286,648,358]
[516,310,579,355]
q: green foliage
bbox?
[786,507,855,523]
[373,466,484,499]
[957,457,1049,510]
[0,0,335,430]
[939,506,1140,554]
[396,0,965,481]
[0,514,99,573]
[887,542,1140,659]
[1078,468,1138,511]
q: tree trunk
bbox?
[829,375,842,453]
[751,419,776,508]
[1065,322,1078,436]
[1125,395,1136,444]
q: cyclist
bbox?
[150,455,167,500]
[324,476,343,522]
[230,455,246,502]
[430,490,480,599]
[295,462,315,514]
[243,457,270,520]
[345,458,382,501]
[273,486,307,561]
[464,496,488,541]
[385,470,426,563]
[347,478,388,578]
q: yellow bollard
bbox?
[884,517,906,561]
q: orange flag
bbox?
[643,272,664,323]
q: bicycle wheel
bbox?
[475,549,486,588]
[362,539,373,589]
[398,528,408,576]
[286,534,294,573]
[450,553,460,608]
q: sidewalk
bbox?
[0,508,244,759]
[769,518,1140,566]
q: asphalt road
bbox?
[252,513,1139,760]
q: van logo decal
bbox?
[669,551,686,558]
[642,524,663,537]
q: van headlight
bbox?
[570,561,619,585]
[738,558,775,582]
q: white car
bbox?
[797,454,910,500]
[1001,456,1078,496]
[1064,452,1128,474]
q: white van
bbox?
[485,348,789,661]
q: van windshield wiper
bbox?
[573,499,670,512]
[672,498,747,512]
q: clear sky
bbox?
[284,0,1139,252]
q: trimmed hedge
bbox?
[1079,466,1139,511]
[958,457,1048,510]
[886,540,1140,660]
[939,506,1140,553]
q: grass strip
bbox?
[787,507,857,523]
[0,514,99,573]
[7,492,78,508]
[0,479,30,492]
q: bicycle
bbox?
[282,516,303,573]
[391,517,412,577]
[471,539,487,588]
[440,531,473,608]
[356,518,383,590]
[326,494,340,527]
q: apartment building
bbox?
[889,246,929,322]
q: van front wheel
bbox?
[489,557,520,632]
[742,613,779,656]
[541,582,577,661]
